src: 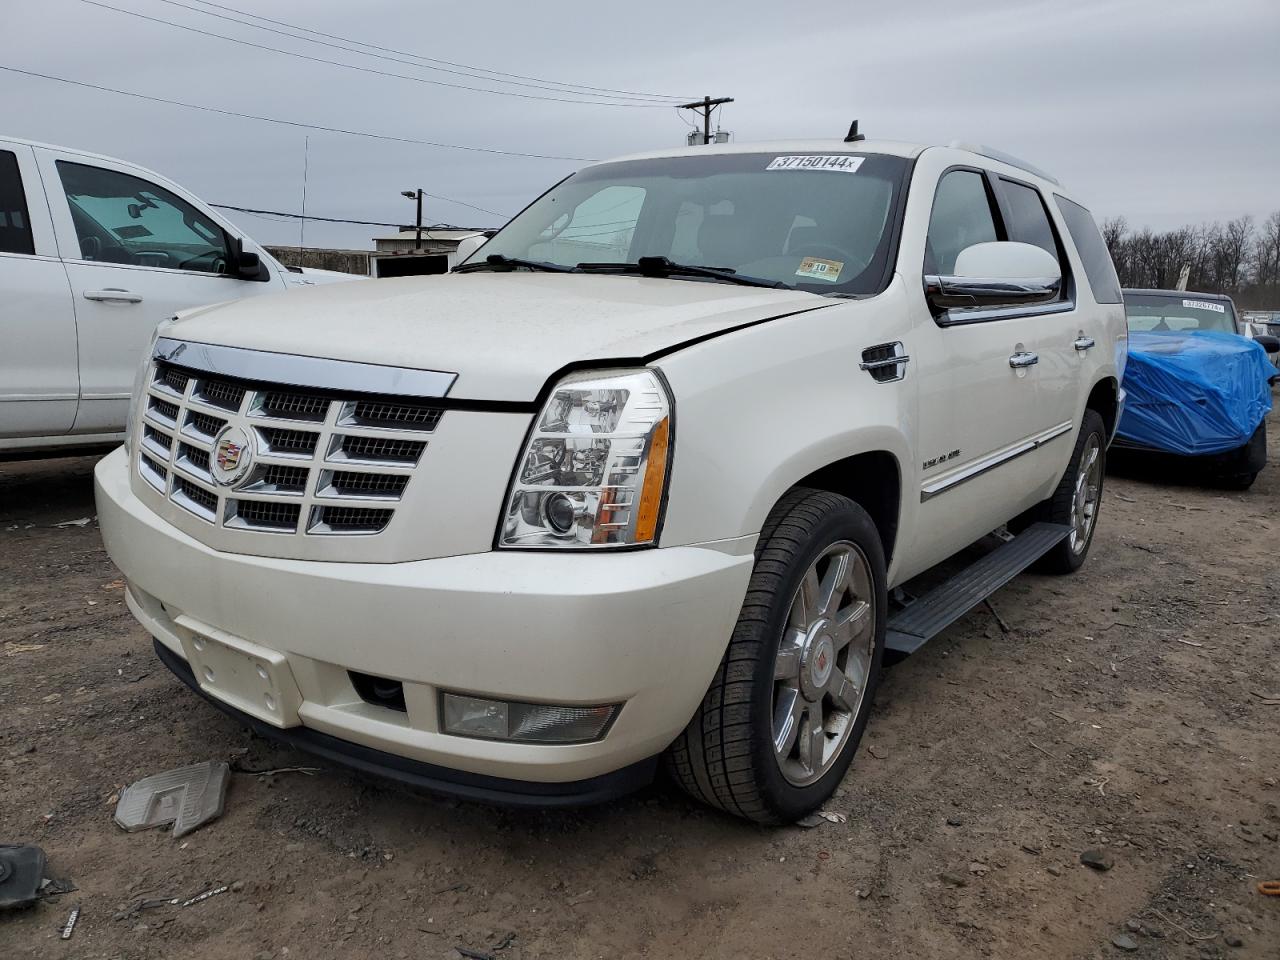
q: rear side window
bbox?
[0,150,35,255]
[1054,195,1122,303]
[925,170,998,274]
[998,179,1059,263]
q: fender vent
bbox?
[860,342,910,383]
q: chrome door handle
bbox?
[1008,351,1039,368]
[1073,336,1096,351]
[83,288,143,303]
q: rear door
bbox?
[989,173,1082,456]
[0,140,78,441]
[36,148,287,435]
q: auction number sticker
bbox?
[1182,299,1225,313]
[767,155,864,173]
[796,257,844,282]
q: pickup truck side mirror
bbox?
[230,237,270,281]
[1253,333,1280,354]
[925,241,1062,314]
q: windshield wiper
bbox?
[454,253,576,274]
[577,256,789,290]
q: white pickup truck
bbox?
[95,137,1127,822]
[0,135,354,459]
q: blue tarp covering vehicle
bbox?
[1116,289,1276,489]
[1116,329,1275,456]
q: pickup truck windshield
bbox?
[471,152,909,296]
[1124,293,1237,335]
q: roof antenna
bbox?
[844,120,865,143]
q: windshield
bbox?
[1124,293,1237,334]
[471,152,910,296]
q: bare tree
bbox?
[1092,210,1278,308]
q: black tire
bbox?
[1213,425,1265,490]
[665,488,887,823]
[1034,409,1107,574]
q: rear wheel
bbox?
[1034,409,1106,574]
[666,488,886,823]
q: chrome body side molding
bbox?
[920,421,1073,502]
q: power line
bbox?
[151,0,687,103]
[211,204,500,228]
[0,64,596,162]
[180,0,691,101]
[77,0,676,108]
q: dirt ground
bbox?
[3,412,1277,960]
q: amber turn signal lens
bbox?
[634,416,670,544]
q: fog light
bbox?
[441,693,618,744]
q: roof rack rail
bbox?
[947,141,1060,185]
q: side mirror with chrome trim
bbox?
[925,241,1062,313]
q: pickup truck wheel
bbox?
[666,488,886,823]
[1035,409,1106,574]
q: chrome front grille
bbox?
[137,359,444,536]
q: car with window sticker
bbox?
[95,136,1126,824]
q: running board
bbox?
[885,522,1071,654]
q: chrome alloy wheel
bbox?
[1069,433,1102,555]
[771,541,876,787]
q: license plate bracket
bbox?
[174,616,303,728]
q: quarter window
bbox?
[1054,195,1123,304]
[0,150,35,256]
[56,161,231,274]
[925,170,998,275]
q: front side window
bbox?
[0,150,34,256]
[1054,195,1123,304]
[56,161,230,274]
[925,170,998,275]
[1123,293,1237,334]
[474,152,910,296]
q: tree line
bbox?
[1102,211,1280,310]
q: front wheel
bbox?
[666,488,886,823]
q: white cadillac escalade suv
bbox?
[95,137,1127,822]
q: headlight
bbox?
[499,368,673,548]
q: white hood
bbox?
[168,272,830,402]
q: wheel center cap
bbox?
[800,623,836,700]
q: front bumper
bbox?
[95,447,754,794]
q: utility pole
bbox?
[401,188,424,251]
[678,95,734,145]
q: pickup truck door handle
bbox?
[83,288,143,304]
[1008,351,1039,368]
[1073,335,1096,351]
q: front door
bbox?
[904,160,1076,566]
[37,149,283,435]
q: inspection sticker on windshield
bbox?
[796,257,844,282]
[767,155,864,173]
[1183,298,1225,313]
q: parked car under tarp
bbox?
[1115,329,1276,487]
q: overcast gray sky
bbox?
[4,0,1277,251]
